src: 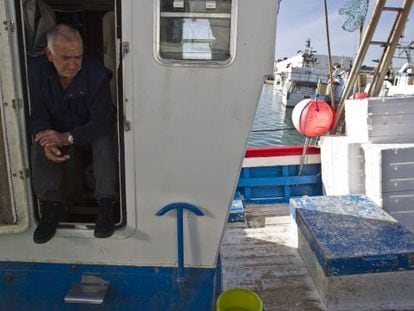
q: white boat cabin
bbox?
[0,0,280,308]
[0,0,279,280]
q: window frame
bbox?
[154,0,238,67]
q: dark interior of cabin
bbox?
[0,125,13,225]
[21,0,124,228]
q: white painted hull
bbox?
[281,90,326,107]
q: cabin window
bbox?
[158,0,233,62]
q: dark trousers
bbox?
[31,135,117,202]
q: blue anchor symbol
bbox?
[156,202,204,281]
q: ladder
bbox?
[331,0,413,133]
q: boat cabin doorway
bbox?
[21,0,125,230]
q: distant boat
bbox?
[274,39,353,107]
[389,62,414,95]
[361,40,414,97]
[382,41,414,96]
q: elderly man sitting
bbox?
[28,24,117,244]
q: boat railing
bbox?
[288,68,329,84]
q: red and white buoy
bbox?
[291,98,334,137]
[350,91,368,99]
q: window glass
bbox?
[159,0,232,61]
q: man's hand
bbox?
[35,130,71,162]
[35,130,69,147]
[44,145,70,163]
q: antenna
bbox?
[398,41,414,65]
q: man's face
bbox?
[46,38,83,81]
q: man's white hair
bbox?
[46,24,83,54]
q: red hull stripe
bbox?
[245,145,320,158]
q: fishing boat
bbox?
[359,40,414,97]
[386,41,414,96]
[0,0,280,309]
[274,39,353,107]
[390,62,414,95]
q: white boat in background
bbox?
[386,41,414,96]
[360,41,414,97]
[274,39,353,107]
[391,62,414,94]
[377,62,414,97]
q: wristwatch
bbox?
[67,133,74,145]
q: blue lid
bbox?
[290,195,414,276]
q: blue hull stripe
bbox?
[0,261,220,311]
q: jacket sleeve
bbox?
[29,68,53,136]
[70,77,113,145]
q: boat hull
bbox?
[0,147,322,310]
[0,261,221,311]
[281,90,327,107]
[238,146,322,203]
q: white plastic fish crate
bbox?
[345,96,414,143]
[366,191,414,213]
[320,136,365,195]
[362,143,414,212]
[390,210,414,234]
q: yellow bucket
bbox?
[216,288,263,311]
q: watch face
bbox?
[68,135,74,144]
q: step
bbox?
[290,195,414,310]
[64,275,110,305]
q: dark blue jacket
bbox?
[28,55,113,145]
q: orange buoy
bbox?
[292,98,334,137]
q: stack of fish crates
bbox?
[362,143,414,232]
[320,95,414,233]
[345,96,414,143]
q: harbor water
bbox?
[247,84,306,147]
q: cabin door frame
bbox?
[0,0,32,234]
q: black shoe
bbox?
[94,198,115,238]
[33,201,65,244]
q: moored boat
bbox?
[0,0,281,309]
[274,39,352,107]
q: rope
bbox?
[323,0,336,111]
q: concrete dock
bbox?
[220,203,324,310]
[221,201,414,311]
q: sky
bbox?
[275,0,414,67]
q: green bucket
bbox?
[216,288,263,311]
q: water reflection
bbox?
[248,84,306,147]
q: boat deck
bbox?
[220,203,324,310]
